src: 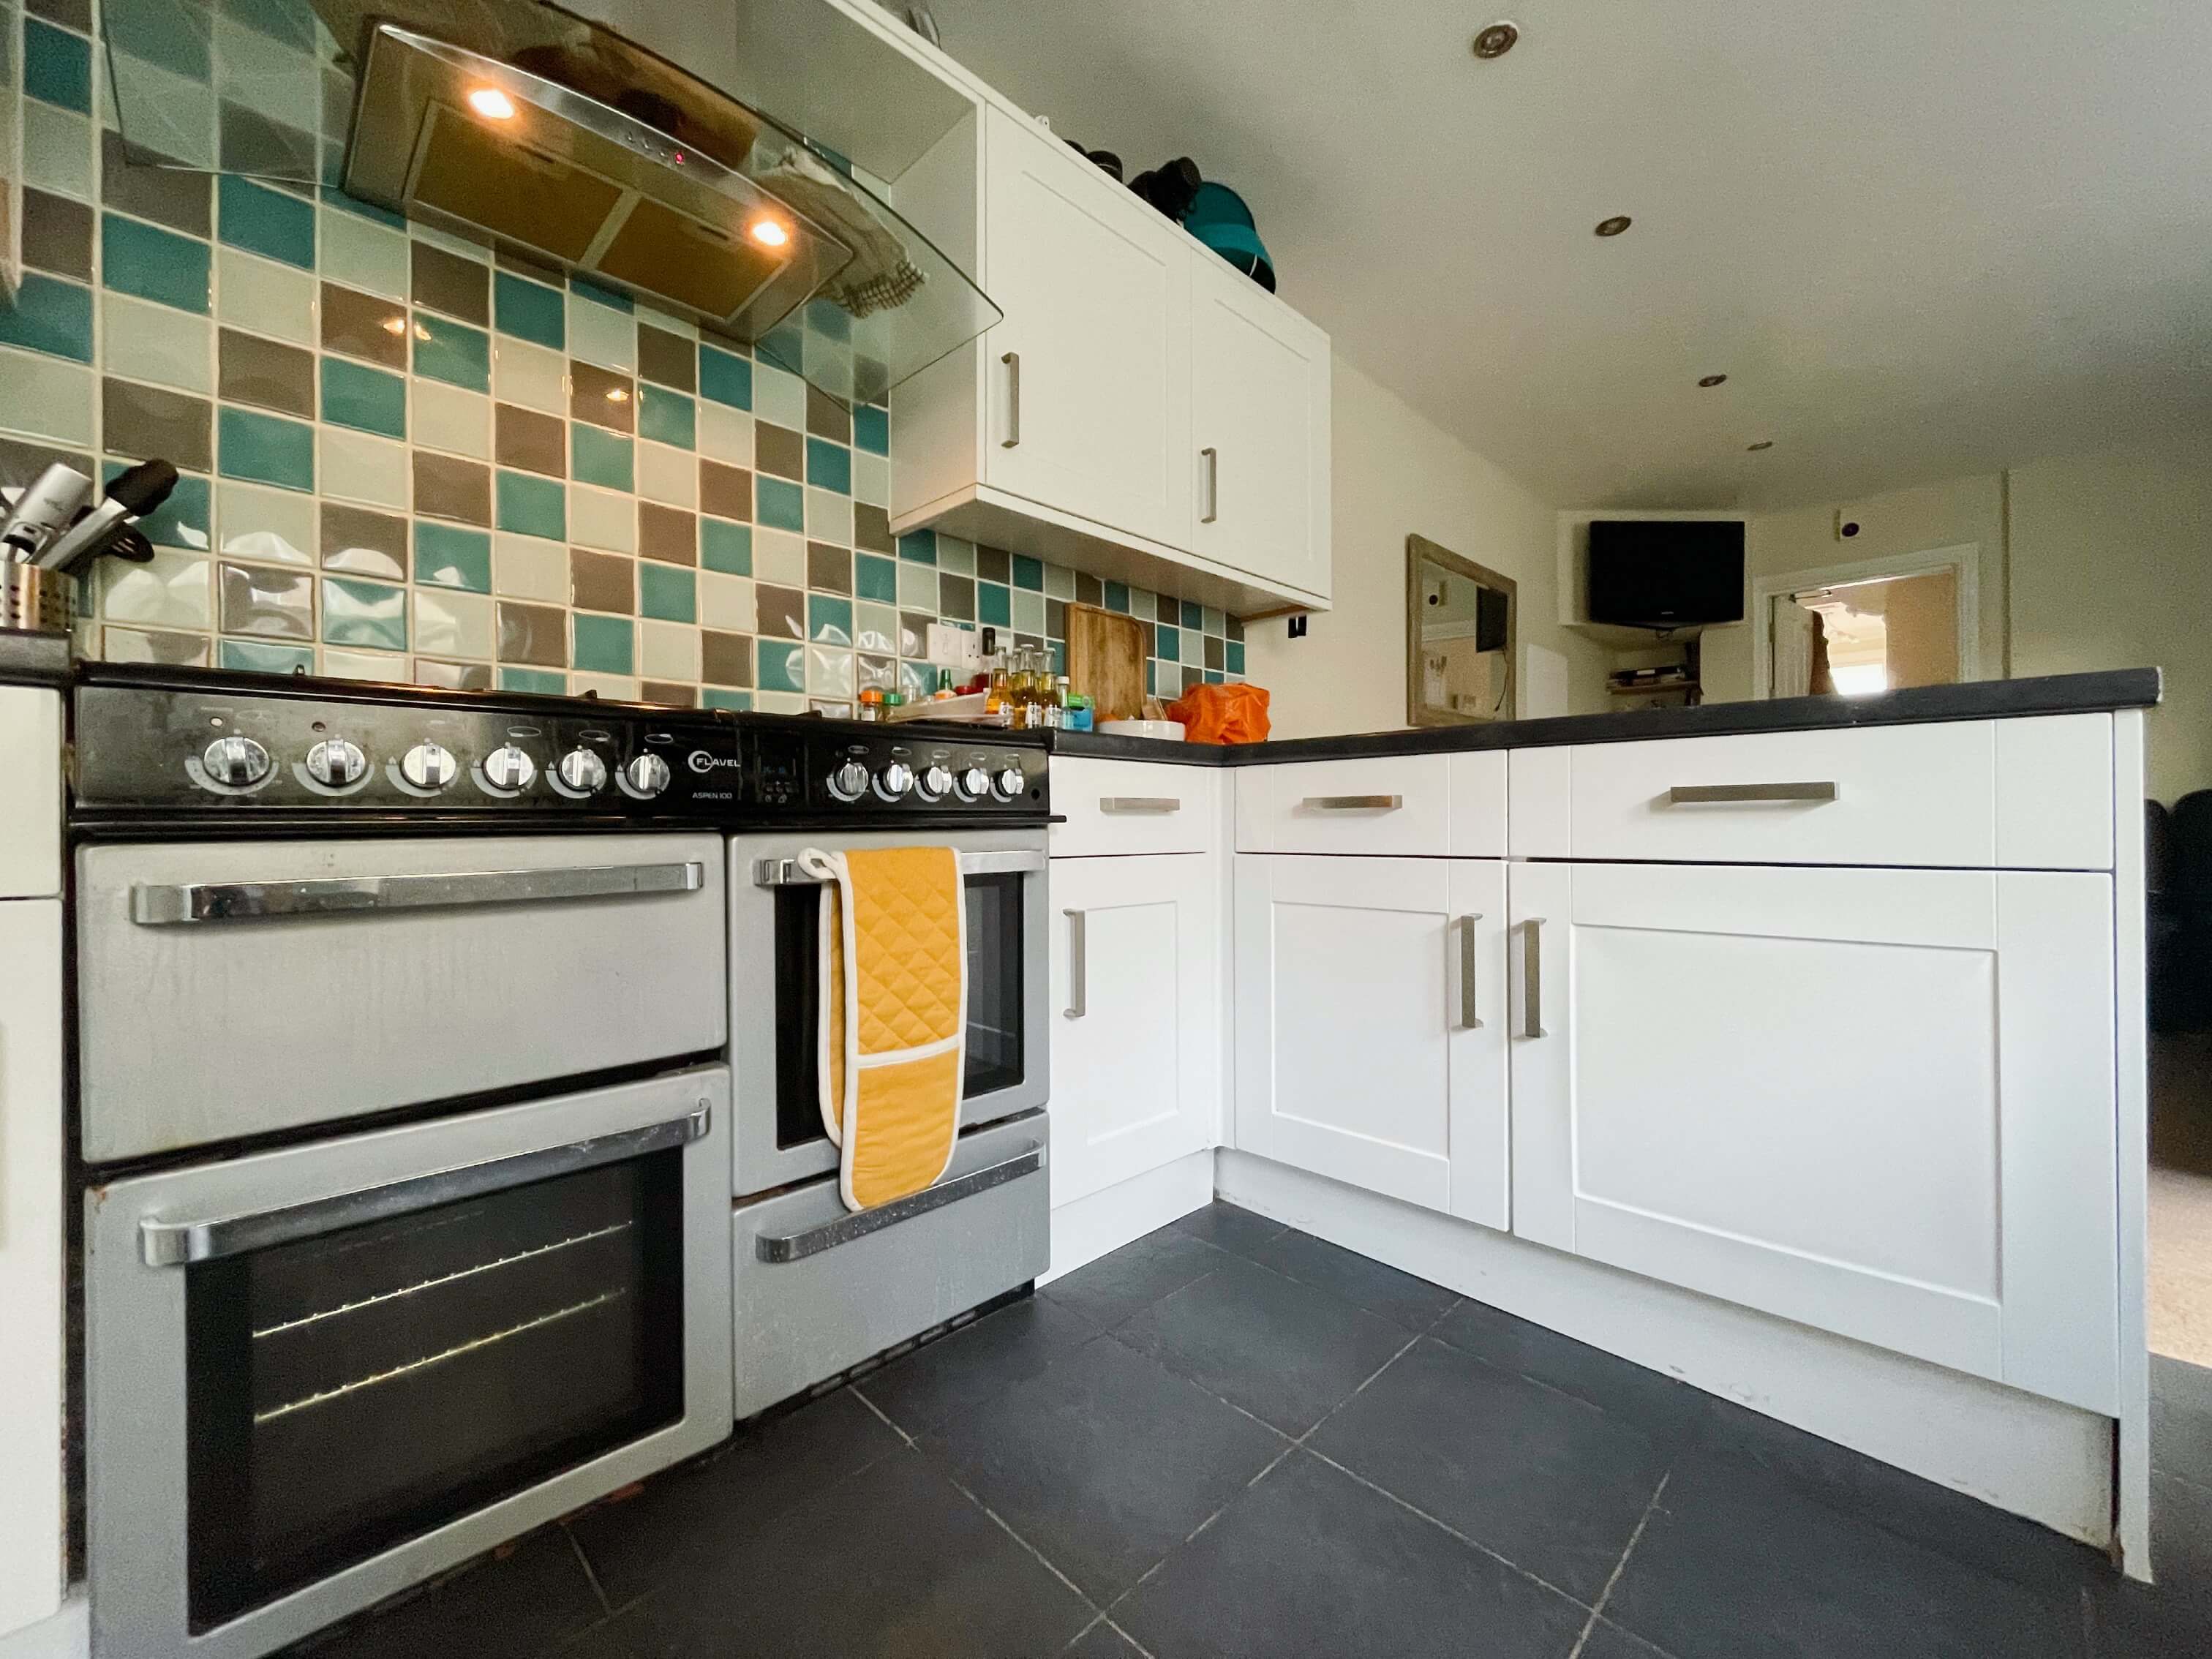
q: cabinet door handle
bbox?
[1666,780,1837,805]
[1200,446,1219,524]
[1521,917,1547,1039]
[1301,794,1403,812]
[1001,351,1021,448]
[1064,908,1087,1019]
[1456,914,1484,1031]
[1100,796,1181,815]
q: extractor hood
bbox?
[100,0,997,407]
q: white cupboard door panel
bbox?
[1050,854,1219,1208]
[1995,714,2115,871]
[1447,750,1509,858]
[0,688,62,899]
[1508,861,1573,1249]
[982,108,1190,546]
[1445,861,1510,1230]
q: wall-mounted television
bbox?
[1586,519,1746,629]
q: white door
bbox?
[1189,255,1331,598]
[1234,855,1508,1225]
[1050,854,1219,1207]
[982,108,1191,546]
[1508,860,2118,1413]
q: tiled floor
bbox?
[296,1203,2212,1658]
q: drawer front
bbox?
[1050,758,1219,857]
[1447,750,1508,857]
[78,834,728,1161]
[1568,722,1998,867]
[0,687,61,899]
[1237,755,1452,855]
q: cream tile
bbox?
[103,293,213,394]
[411,380,492,459]
[568,296,636,371]
[935,535,976,576]
[807,644,855,698]
[640,619,701,680]
[317,428,409,509]
[753,528,805,587]
[217,482,315,566]
[571,671,639,701]
[319,208,410,300]
[492,337,566,414]
[413,587,493,659]
[494,533,568,601]
[0,350,94,447]
[755,691,805,715]
[321,647,408,682]
[636,440,696,508]
[698,402,754,466]
[101,550,211,631]
[569,484,636,552]
[855,603,898,656]
[1046,563,1077,601]
[214,249,316,348]
[851,451,890,508]
[753,363,806,431]
[1012,589,1045,636]
[101,625,209,666]
[20,102,93,200]
[805,488,852,546]
[699,571,755,633]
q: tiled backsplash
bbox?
[0,0,1246,710]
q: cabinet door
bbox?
[1508,861,2118,1412]
[1050,854,1219,1208]
[982,108,1190,546]
[1234,855,1508,1224]
[1189,256,1331,598]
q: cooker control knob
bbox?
[556,747,609,794]
[956,765,991,802]
[304,737,366,787]
[625,752,672,798]
[202,734,271,787]
[399,741,457,791]
[483,744,536,792]
[993,764,1027,802]
[876,761,915,800]
[828,759,870,802]
[917,763,954,801]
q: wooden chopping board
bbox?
[1066,603,1146,722]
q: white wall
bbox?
[1247,356,1607,737]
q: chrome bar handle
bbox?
[1521,917,1547,1039]
[131,861,704,925]
[1001,351,1021,448]
[752,849,1045,887]
[1200,446,1219,524]
[1666,781,1837,805]
[1064,909,1088,1020]
[1301,794,1404,812]
[1099,797,1181,815]
[755,1141,1044,1262]
[1456,914,1483,1031]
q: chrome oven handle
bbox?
[130,861,704,925]
[752,849,1045,887]
[754,1141,1044,1263]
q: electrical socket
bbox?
[926,622,982,668]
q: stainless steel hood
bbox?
[100,0,997,407]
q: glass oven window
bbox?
[773,870,1027,1149]
[184,1154,685,1631]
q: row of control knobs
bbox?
[200,734,669,797]
[825,758,1026,804]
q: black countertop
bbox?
[1046,668,2164,767]
[0,628,70,688]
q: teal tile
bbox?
[756,475,804,533]
[1157,625,1181,663]
[808,593,852,644]
[319,187,405,230]
[219,407,314,491]
[853,405,889,456]
[639,385,696,449]
[1105,581,1130,614]
[1146,659,1156,696]
[1181,599,1204,630]
[224,0,318,49]
[571,424,635,492]
[500,666,565,694]
[701,688,753,712]
[759,321,803,375]
[1013,554,1044,591]
[572,612,633,674]
[218,177,315,270]
[979,582,1011,628]
[855,552,898,604]
[494,271,565,350]
[320,358,407,439]
[570,275,633,312]
[1227,641,1246,675]
[120,468,209,549]
[109,2,211,80]
[413,315,491,394]
[414,522,492,592]
[102,216,211,314]
[639,563,696,622]
[322,576,407,650]
[0,274,93,361]
[24,19,91,113]
[1050,641,1069,675]
[699,343,752,410]
[1205,669,1224,685]
[805,436,851,494]
[757,639,805,693]
[803,294,851,340]
[496,470,565,540]
[220,639,315,674]
[701,517,751,576]
[897,529,936,565]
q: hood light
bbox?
[749,219,791,249]
[467,86,517,121]
[1595,215,1633,237]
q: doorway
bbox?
[1752,544,1980,701]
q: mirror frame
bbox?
[1406,534,1518,727]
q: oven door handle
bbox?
[753,1140,1044,1262]
[751,849,1045,887]
[130,861,705,925]
[137,1103,714,1267]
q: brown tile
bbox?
[900,611,935,658]
[29,0,93,30]
[219,561,312,639]
[0,435,91,486]
[805,383,851,444]
[570,361,636,434]
[636,324,696,391]
[807,541,851,595]
[100,131,210,237]
[1075,572,1104,607]
[755,586,803,640]
[413,452,492,526]
[699,459,752,522]
[494,244,565,285]
[638,503,696,566]
[495,403,566,478]
[1205,633,1225,671]
[938,573,974,621]
[1047,599,1068,640]
[21,189,91,280]
[642,680,697,707]
[102,379,211,472]
[218,328,315,419]
[321,283,408,369]
[1156,591,1179,624]
[1227,614,1244,642]
[497,601,568,666]
[977,545,1012,584]
[701,631,753,688]
[755,423,805,482]
[411,241,489,325]
[854,503,893,554]
[570,548,636,614]
[320,504,408,576]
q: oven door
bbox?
[729,830,1048,1197]
[85,1066,732,1659]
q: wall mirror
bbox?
[1407,534,1517,726]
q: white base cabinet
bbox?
[1233,854,1508,1228]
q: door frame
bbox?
[1750,543,1980,699]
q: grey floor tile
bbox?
[2153,1355,2212,1489]
[1309,1336,1667,1600]
[1243,1227,1459,1330]
[1169,1200,1288,1257]
[1115,1256,1412,1434]
[1065,1619,1148,1656]
[2084,1571,2212,1657]
[1113,1450,1590,1659]
[1432,1298,1707,1449]
[287,1526,604,1658]
[855,1294,1096,1437]
[2153,1472,2212,1596]
[1042,1227,1226,1331]
[922,1331,1284,1600]
[1575,1621,1677,1659]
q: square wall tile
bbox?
[321,357,407,439]
[637,440,696,507]
[494,535,566,602]
[853,404,889,456]
[102,549,211,631]
[219,406,314,490]
[572,612,634,674]
[570,548,634,614]
[413,381,492,459]
[805,436,851,494]
[570,484,636,553]
[220,639,312,674]
[569,293,636,370]
[0,350,94,446]
[219,560,312,639]
[415,522,492,592]
[319,206,409,298]
[699,571,754,632]
[640,562,696,622]
[413,587,493,659]
[494,271,565,350]
[639,385,696,449]
[319,428,408,509]
[102,293,209,392]
[217,176,315,270]
[322,576,407,650]
[699,401,753,465]
[572,424,634,492]
[319,501,407,579]
[699,342,751,409]
[496,470,565,539]
[494,337,566,414]
[413,315,491,394]
[639,618,699,680]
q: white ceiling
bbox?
[913,0,2212,510]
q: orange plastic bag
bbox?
[1166,682,1271,745]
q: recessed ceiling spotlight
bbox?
[1471,20,1519,59]
[1747,440,1774,451]
[1698,373,1728,388]
[1594,215,1632,237]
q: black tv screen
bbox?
[1586,520,1746,628]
